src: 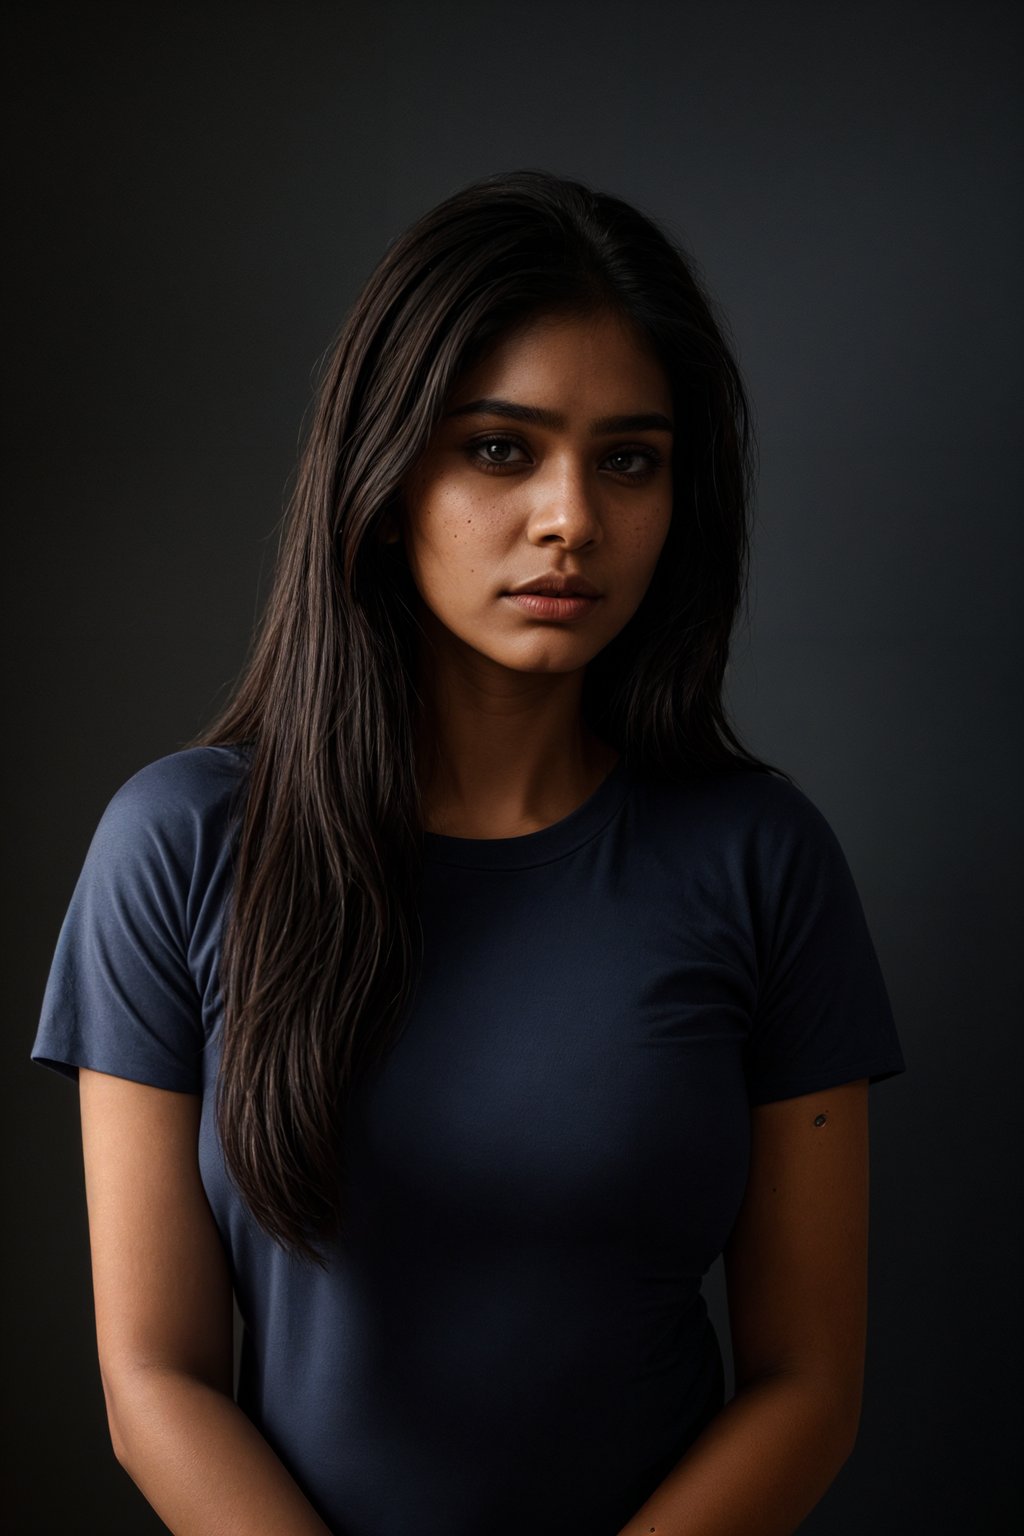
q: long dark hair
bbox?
[184,167,789,1268]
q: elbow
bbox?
[805,1376,866,1476]
[109,1422,131,1472]
[99,1363,151,1468]
[838,1396,864,1463]
[99,1366,135,1472]
[835,1364,865,1460]
[821,1378,863,1466]
[739,1361,864,1464]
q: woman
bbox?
[31,168,906,1536]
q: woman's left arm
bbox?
[616,1078,870,1536]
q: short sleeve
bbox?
[30,761,205,1093]
[745,788,907,1106]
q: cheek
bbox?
[613,505,673,587]
[406,484,505,598]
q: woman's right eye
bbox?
[466,435,529,470]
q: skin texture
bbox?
[390,306,675,836]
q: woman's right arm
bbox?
[79,1066,333,1536]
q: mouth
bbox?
[504,572,601,600]
[502,591,601,621]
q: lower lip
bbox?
[503,593,600,620]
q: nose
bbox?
[526,457,603,548]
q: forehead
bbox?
[452,310,671,411]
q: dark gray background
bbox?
[6,1,1021,1530]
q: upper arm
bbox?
[78,1067,234,1454]
[722,1078,870,1434]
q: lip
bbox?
[506,573,601,598]
[503,592,600,621]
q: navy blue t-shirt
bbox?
[31,745,906,1536]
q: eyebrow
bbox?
[443,397,674,435]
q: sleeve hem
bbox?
[747,1057,907,1106]
[30,1048,202,1095]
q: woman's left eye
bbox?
[604,448,662,476]
[466,436,663,478]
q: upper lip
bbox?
[506,572,601,598]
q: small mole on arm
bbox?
[814,1113,827,1127]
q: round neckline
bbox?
[422,754,631,870]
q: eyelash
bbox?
[464,433,665,481]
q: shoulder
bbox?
[100,744,249,825]
[87,744,251,884]
[633,763,833,848]
[625,764,854,915]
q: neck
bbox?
[412,644,618,840]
